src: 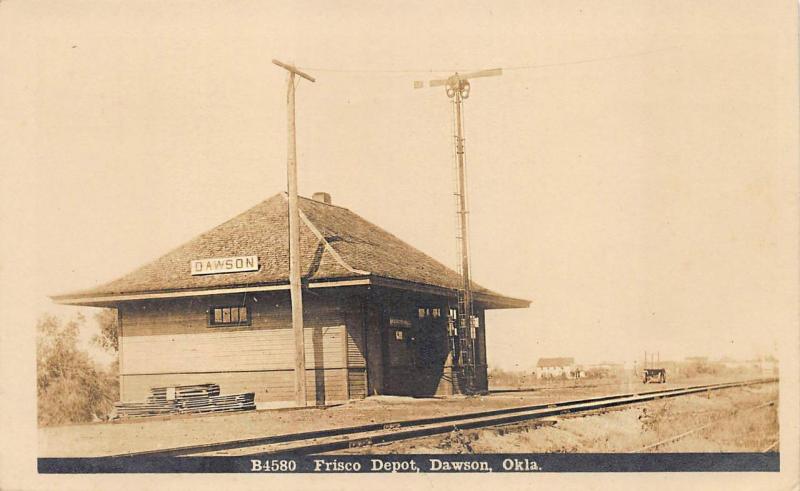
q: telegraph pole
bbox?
[414,68,501,392]
[273,59,315,407]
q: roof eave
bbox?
[475,293,531,309]
[369,276,530,310]
[51,274,531,310]
[49,277,372,307]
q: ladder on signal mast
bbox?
[414,68,502,395]
[453,132,477,391]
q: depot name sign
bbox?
[190,255,259,276]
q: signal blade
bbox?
[428,78,449,87]
[460,68,503,80]
[413,80,425,89]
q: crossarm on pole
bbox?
[272,59,316,83]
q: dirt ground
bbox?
[341,383,778,454]
[38,376,774,457]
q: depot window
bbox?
[417,307,442,319]
[209,306,250,327]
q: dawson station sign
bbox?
[190,255,259,276]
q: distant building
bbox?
[535,357,579,379]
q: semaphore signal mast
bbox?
[414,68,502,392]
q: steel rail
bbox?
[630,400,777,453]
[108,378,776,458]
[208,379,777,456]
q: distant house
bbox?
[535,357,579,379]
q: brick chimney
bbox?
[312,192,331,205]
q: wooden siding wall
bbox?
[344,298,368,399]
[121,328,344,373]
[119,292,352,404]
[364,303,384,395]
[117,288,490,403]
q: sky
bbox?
[1,1,797,371]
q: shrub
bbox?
[36,314,118,426]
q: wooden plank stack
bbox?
[110,400,179,418]
[114,384,256,419]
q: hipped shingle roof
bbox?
[53,193,529,308]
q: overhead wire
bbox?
[502,46,677,71]
[294,46,678,76]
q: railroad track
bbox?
[630,399,778,453]
[112,378,777,458]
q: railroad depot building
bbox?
[53,193,529,406]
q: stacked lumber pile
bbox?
[114,384,255,419]
[110,399,179,418]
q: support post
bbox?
[273,59,315,407]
